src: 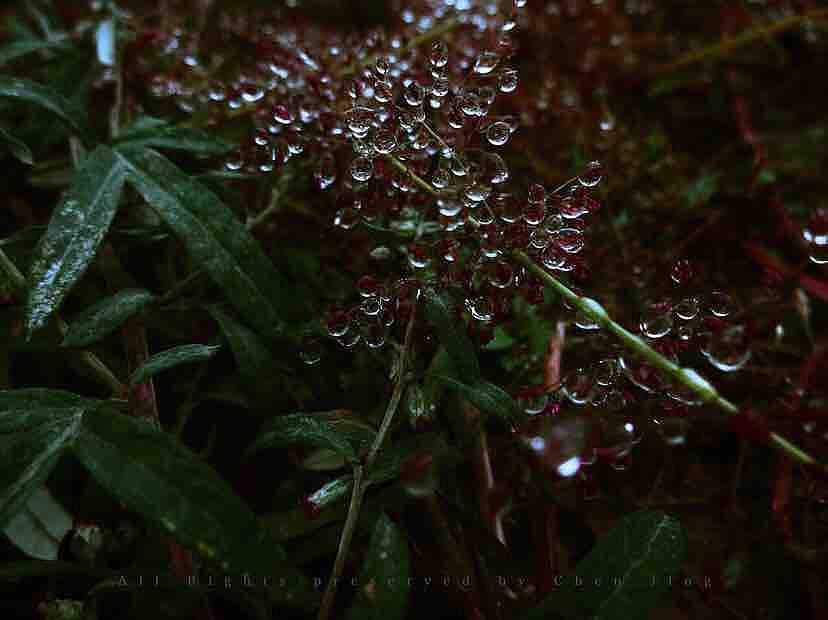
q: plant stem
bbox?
[317,305,417,620]
[389,155,441,196]
[655,8,828,75]
[515,250,819,467]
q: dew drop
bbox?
[473,51,500,75]
[700,325,751,372]
[350,156,374,182]
[562,368,594,405]
[468,296,494,322]
[430,41,448,68]
[300,337,323,365]
[674,297,700,321]
[578,161,603,187]
[640,304,673,338]
[708,291,736,318]
[486,121,511,146]
[498,68,519,93]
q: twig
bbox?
[317,304,418,620]
[514,250,819,468]
[653,8,828,75]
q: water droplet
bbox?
[524,202,546,226]
[373,128,397,154]
[363,321,387,348]
[653,416,689,446]
[578,161,603,187]
[619,355,667,393]
[334,207,360,230]
[674,297,699,321]
[575,311,599,331]
[708,291,736,318]
[562,368,594,405]
[314,155,337,190]
[552,228,585,254]
[595,358,619,386]
[403,81,424,106]
[488,260,514,288]
[273,104,294,125]
[374,57,390,76]
[300,337,323,365]
[430,41,448,68]
[468,296,494,322]
[670,259,694,286]
[350,156,374,182]
[486,121,511,146]
[473,51,500,75]
[700,325,751,372]
[640,304,673,338]
[541,245,567,270]
[520,392,548,415]
[498,68,519,93]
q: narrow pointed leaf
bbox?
[0,393,85,528]
[423,289,480,382]
[3,486,72,560]
[0,126,33,165]
[524,510,686,620]
[115,146,299,340]
[71,405,307,587]
[24,145,126,337]
[346,513,410,620]
[0,76,90,140]
[247,412,375,463]
[62,288,156,348]
[117,122,232,155]
[207,305,274,385]
[435,375,525,426]
[0,39,68,67]
[129,343,220,386]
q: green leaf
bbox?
[346,513,410,620]
[247,412,375,463]
[62,288,156,348]
[3,485,72,560]
[71,405,306,584]
[129,343,220,386]
[434,375,525,426]
[115,146,299,340]
[0,76,90,140]
[0,392,85,528]
[524,510,686,620]
[206,305,275,386]
[0,126,34,165]
[24,145,126,337]
[0,39,68,67]
[116,120,232,155]
[423,289,480,382]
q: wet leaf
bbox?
[346,513,410,620]
[206,305,275,386]
[524,510,686,620]
[0,126,34,165]
[72,405,308,587]
[117,118,232,155]
[24,145,126,337]
[434,375,525,426]
[0,391,86,528]
[62,288,156,348]
[129,343,220,386]
[247,412,375,463]
[423,288,480,382]
[0,76,90,140]
[0,39,68,68]
[115,146,299,340]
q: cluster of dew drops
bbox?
[517,258,755,479]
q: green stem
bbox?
[515,250,818,467]
[656,8,828,75]
[390,155,440,196]
[317,304,417,620]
